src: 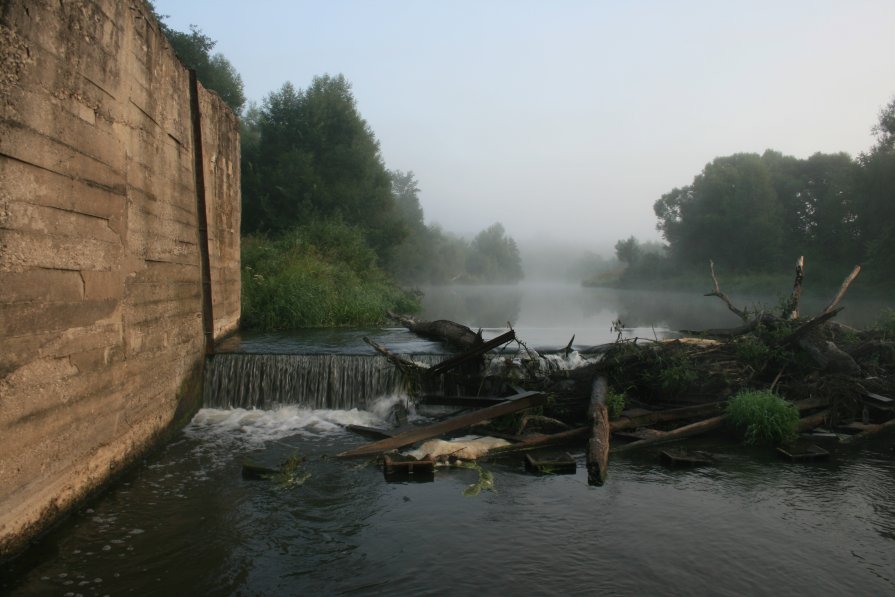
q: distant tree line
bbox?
[609,97,895,289]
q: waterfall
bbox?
[203,353,445,410]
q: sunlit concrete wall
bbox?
[0,0,240,557]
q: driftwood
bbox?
[425,329,515,378]
[388,311,482,350]
[611,416,726,454]
[784,256,806,319]
[705,260,749,322]
[823,265,861,314]
[611,401,727,431]
[587,377,610,485]
[336,390,548,458]
[611,396,832,453]
[363,337,427,373]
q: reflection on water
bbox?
[3,403,894,596]
[421,284,893,347]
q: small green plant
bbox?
[726,390,799,446]
[875,308,895,339]
[606,390,626,418]
[461,462,496,497]
[656,353,698,395]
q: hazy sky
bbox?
[155,0,895,251]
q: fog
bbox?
[153,0,895,249]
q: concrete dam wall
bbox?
[0,0,241,557]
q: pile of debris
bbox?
[337,258,895,485]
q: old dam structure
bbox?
[0,0,241,557]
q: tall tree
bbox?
[654,154,784,271]
[148,6,246,114]
[466,223,524,283]
[242,76,405,256]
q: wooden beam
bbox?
[425,329,516,377]
[418,395,508,408]
[336,390,547,458]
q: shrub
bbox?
[241,222,420,330]
[606,390,626,418]
[726,390,799,446]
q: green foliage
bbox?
[606,390,626,418]
[460,462,496,497]
[726,390,799,446]
[241,222,419,330]
[633,96,895,291]
[241,76,405,257]
[874,308,895,339]
[656,353,698,396]
[154,17,246,113]
[465,223,524,284]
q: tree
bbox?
[242,76,405,256]
[654,154,785,271]
[614,236,642,265]
[466,223,524,283]
[152,15,246,114]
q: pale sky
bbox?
[155,0,895,252]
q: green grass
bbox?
[726,389,799,446]
[241,222,419,330]
[606,390,627,418]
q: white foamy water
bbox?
[184,394,413,452]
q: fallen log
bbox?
[363,336,427,373]
[485,426,589,456]
[344,425,394,440]
[388,312,483,350]
[840,416,895,444]
[587,377,610,485]
[610,395,832,453]
[797,409,831,432]
[611,416,725,453]
[611,401,727,431]
[425,329,516,378]
[336,390,548,458]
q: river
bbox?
[2,285,893,595]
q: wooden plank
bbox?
[525,452,577,475]
[660,448,714,467]
[418,395,508,408]
[336,390,547,458]
[425,329,516,377]
[345,424,394,440]
[777,440,830,461]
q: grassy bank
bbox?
[241,222,419,330]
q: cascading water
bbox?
[203,353,446,410]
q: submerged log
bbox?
[388,312,483,350]
[587,377,610,485]
[336,390,548,458]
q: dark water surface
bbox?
[3,408,894,596]
[3,286,894,595]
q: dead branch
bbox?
[363,337,428,374]
[823,265,861,315]
[704,260,749,322]
[784,256,805,319]
[516,415,570,436]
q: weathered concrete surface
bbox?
[0,0,240,558]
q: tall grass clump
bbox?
[241,221,419,330]
[726,390,799,446]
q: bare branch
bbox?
[704,260,749,322]
[823,265,861,314]
[784,256,805,320]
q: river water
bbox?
[3,285,894,595]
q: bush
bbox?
[241,222,419,330]
[606,390,626,418]
[726,390,799,446]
